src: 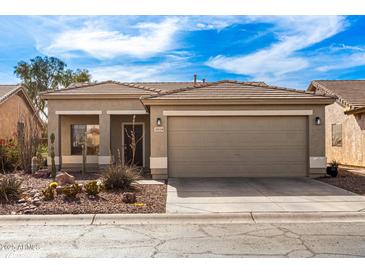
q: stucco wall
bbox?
[47,98,147,170]
[149,104,326,179]
[326,102,365,166]
[60,115,99,155]
[0,93,41,141]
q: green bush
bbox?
[62,183,82,199]
[42,186,55,200]
[84,181,100,196]
[103,165,140,190]
[0,139,19,173]
[0,174,23,202]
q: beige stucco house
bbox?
[308,80,365,167]
[0,85,43,142]
[41,80,334,179]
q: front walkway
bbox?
[167,177,365,213]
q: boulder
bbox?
[33,169,50,179]
[55,186,63,195]
[122,192,137,204]
[55,172,75,185]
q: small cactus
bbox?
[50,133,56,180]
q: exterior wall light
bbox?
[315,116,321,125]
[156,117,162,126]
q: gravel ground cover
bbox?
[318,168,365,195]
[0,172,166,215]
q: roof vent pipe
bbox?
[193,74,197,84]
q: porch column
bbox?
[99,113,112,169]
[48,112,60,170]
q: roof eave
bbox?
[344,107,365,115]
[41,93,155,100]
[141,97,335,106]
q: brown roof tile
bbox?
[43,81,157,96]
[0,85,19,102]
[310,80,365,109]
[144,80,332,100]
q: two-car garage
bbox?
[143,81,333,179]
[167,115,308,178]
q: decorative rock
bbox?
[33,200,42,206]
[56,172,75,185]
[17,198,26,204]
[55,186,63,195]
[122,192,137,203]
[33,169,50,179]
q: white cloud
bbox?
[206,16,347,82]
[316,52,365,72]
[90,61,191,82]
[39,17,181,59]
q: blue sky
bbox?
[0,16,365,89]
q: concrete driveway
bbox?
[167,177,365,213]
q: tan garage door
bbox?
[168,116,308,177]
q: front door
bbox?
[123,124,144,166]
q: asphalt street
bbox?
[0,222,364,257]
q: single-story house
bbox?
[308,80,365,167]
[0,84,43,142]
[41,80,334,179]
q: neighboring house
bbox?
[308,80,365,167]
[0,85,43,142]
[41,80,334,179]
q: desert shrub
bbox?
[0,174,23,202]
[103,165,140,190]
[0,139,19,173]
[84,181,100,196]
[36,144,48,168]
[49,181,58,188]
[42,186,55,200]
[17,117,41,174]
[330,160,339,168]
[62,183,82,199]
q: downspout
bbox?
[139,95,150,114]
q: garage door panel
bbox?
[168,116,305,131]
[168,116,307,177]
[169,148,306,162]
[169,132,306,147]
[170,162,306,177]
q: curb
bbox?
[251,212,365,223]
[1,211,365,226]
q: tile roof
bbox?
[0,84,44,126]
[144,80,332,100]
[43,80,333,101]
[0,85,21,104]
[309,80,365,109]
[43,81,158,95]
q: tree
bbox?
[14,56,91,118]
[124,115,143,167]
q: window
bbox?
[332,124,342,147]
[71,125,100,155]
